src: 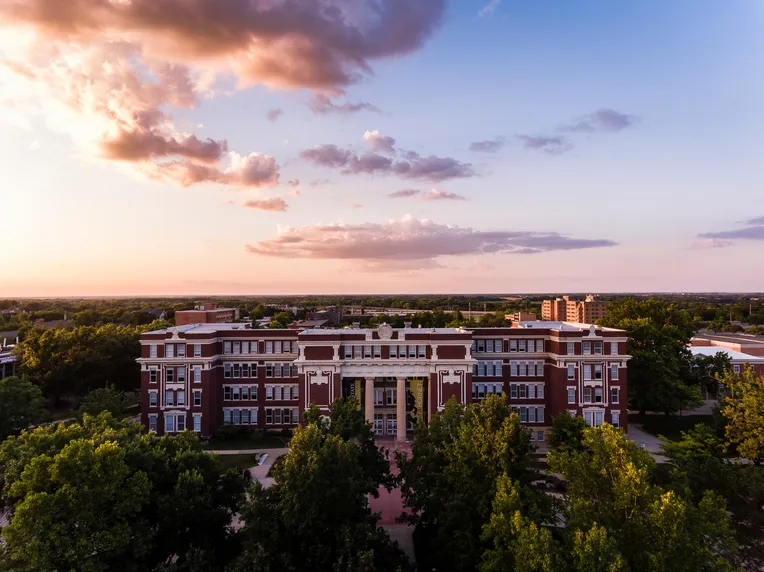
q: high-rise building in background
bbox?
[137,321,629,446]
[542,295,607,323]
[175,303,240,326]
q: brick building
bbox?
[175,303,240,326]
[691,332,764,357]
[542,295,607,323]
[137,321,629,443]
[0,339,16,380]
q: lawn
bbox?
[629,414,716,442]
[201,433,289,451]
[214,453,262,470]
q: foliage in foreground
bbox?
[0,376,45,440]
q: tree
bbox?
[549,424,738,571]
[547,411,588,454]
[396,396,545,572]
[599,298,702,415]
[77,385,134,419]
[0,376,45,441]
[690,352,731,398]
[0,414,248,571]
[720,365,764,463]
[232,424,410,571]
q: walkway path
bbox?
[627,425,667,463]
[206,447,290,488]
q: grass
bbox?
[629,414,716,442]
[201,433,289,451]
[214,454,261,470]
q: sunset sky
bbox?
[1,0,762,296]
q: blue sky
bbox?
[0,0,762,296]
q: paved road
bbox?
[627,425,667,463]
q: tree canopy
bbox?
[720,365,764,463]
[0,376,45,441]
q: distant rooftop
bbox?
[144,323,254,335]
[299,327,472,336]
[693,332,764,345]
[689,346,764,362]
[517,321,623,332]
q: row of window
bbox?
[373,388,397,406]
[223,385,300,401]
[566,341,618,356]
[567,386,620,405]
[147,413,202,433]
[154,343,202,359]
[223,362,299,379]
[150,366,203,384]
[150,389,203,407]
[580,410,620,428]
[512,406,545,423]
[223,407,301,425]
[224,340,298,355]
[343,345,428,359]
[566,363,620,381]
[473,339,544,353]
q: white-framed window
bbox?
[374,345,381,358]
[567,387,575,404]
[583,342,591,356]
[528,384,536,399]
[583,387,592,403]
[418,345,426,358]
[193,390,201,407]
[519,362,528,377]
[584,410,604,427]
[165,390,174,407]
[149,369,158,384]
[510,384,518,399]
[274,386,283,400]
[148,414,158,432]
[518,340,526,352]
[241,364,250,378]
[611,410,620,428]
[485,340,494,353]
[594,364,602,381]
[477,340,485,353]
[593,342,602,355]
[224,386,232,401]
[567,342,575,356]
[224,341,232,355]
[611,387,620,404]
[529,407,536,422]
[266,386,273,400]
[477,361,486,376]
[241,342,249,355]
[164,415,175,433]
[386,389,397,406]
[149,391,157,407]
[408,346,416,358]
[374,388,384,405]
[733,364,741,374]
[193,366,201,383]
[251,341,260,354]
[594,387,603,403]
[610,364,619,380]
[274,341,282,354]
[233,363,241,379]
[177,344,185,358]
[536,362,544,376]
[166,344,174,358]
[537,431,545,442]
[610,341,618,355]
[538,384,544,399]
[583,365,592,381]
[510,362,518,377]
[177,390,185,406]
[193,414,201,432]
[224,363,232,379]
[177,415,185,432]
[519,407,527,422]
[364,345,372,359]
[389,345,397,359]
[166,367,174,383]
[242,386,249,400]
[251,364,259,378]
[374,413,384,435]
[266,341,273,354]
[510,340,517,352]
[354,346,362,359]
[233,341,241,354]
[567,364,575,380]
[266,364,273,378]
[176,367,185,383]
[387,417,397,435]
[150,345,157,358]
[224,409,232,424]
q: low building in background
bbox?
[691,332,764,357]
[0,338,17,380]
[505,311,537,323]
[689,346,764,376]
[137,321,630,445]
[175,303,240,326]
[542,295,607,323]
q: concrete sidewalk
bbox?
[627,425,667,463]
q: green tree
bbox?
[0,376,45,441]
[77,385,135,419]
[570,524,626,572]
[720,365,764,462]
[690,352,731,398]
[547,412,589,454]
[599,298,701,415]
[0,414,248,571]
[232,424,410,571]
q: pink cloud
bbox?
[242,197,288,212]
[309,95,378,115]
[689,238,734,250]
[363,130,396,154]
[421,189,466,201]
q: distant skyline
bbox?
[1,0,762,296]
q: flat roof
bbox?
[176,307,237,313]
[142,323,256,335]
[693,333,764,345]
[299,327,471,336]
[517,321,623,333]
[689,346,764,362]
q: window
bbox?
[150,345,157,358]
[733,364,741,374]
[519,384,527,399]
[510,340,517,352]
[283,409,291,425]
[477,339,485,353]
[177,368,185,383]
[529,407,536,422]
[374,389,384,406]
[274,386,283,401]
[535,340,543,353]
[567,364,575,380]
[583,342,591,356]
[510,362,518,377]
[567,342,575,355]
[241,341,249,355]
[528,384,536,399]
[275,409,282,424]
[373,413,384,435]
[266,364,273,378]
[477,362,486,377]
[149,391,157,407]
[166,367,174,383]
[232,386,240,401]
[266,409,273,425]
[177,344,185,357]
[518,340,526,352]
[510,384,518,398]
[610,364,619,380]
[593,342,602,355]
[224,409,232,424]
[165,415,175,433]
[274,341,282,354]
[418,345,426,358]
[224,386,232,401]
[386,389,397,406]
[408,346,416,359]
[583,365,592,381]
[233,363,241,379]
[148,415,158,432]
[193,366,201,383]
[251,364,259,378]
[519,363,528,377]
[193,415,201,432]
[538,385,544,398]
[387,417,397,435]
[266,386,273,400]
[485,340,494,353]
[177,415,185,432]
[224,342,232,355]
[251,342,259,354]
[611,411,620,428]
[274,363,282,378]
[292,341,298,353]
[241,364,250,378]
[165,390,174,406]
[536,362,544,376]
[583,387,592,403]
[389,345,397,359]
[537,431,545,442]
[364,345,371,359]
[610,341,618,355]
[232,409,240,424]
[177,390,185,406]
[266,341,273,354]
[519,407,527,422]
[354,346,362,359]
[233,341,240,354]
[193,390,201,406]
[149,369,158,383]
[495,363,503,376]
[166,344,174,358]
[251,409,259,424]
[567,387,575,404]
[611,387,620,404]
[594,364,602,381]
[374,345,381,358]
[594,387,602,403]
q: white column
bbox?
[365,377,374,426]
[396,377,407,441]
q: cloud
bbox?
[698,218,764,243]
[242,197,288,212]
[265,109,284,122]
[469,138,506,153]
[0,0,446,188]
[245,217,616,268]
[145,151,280,188]
[517,135,572,155]
[363,130,396,154]
[309,94,378,115]
[389,189,422,199]
[561,109,636,133]
[421,189,466,201]
[689,238,734,250]
[301,143,475,182]
[29,140,40,151]
[478,0,502,18]
[287,179,300,187]
[287,189,301,197]
[310,179,332,187]
[349,202,364,209]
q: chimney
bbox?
[353,322,360,329]
[404,321,412,329]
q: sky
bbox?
[0,0,762,297]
